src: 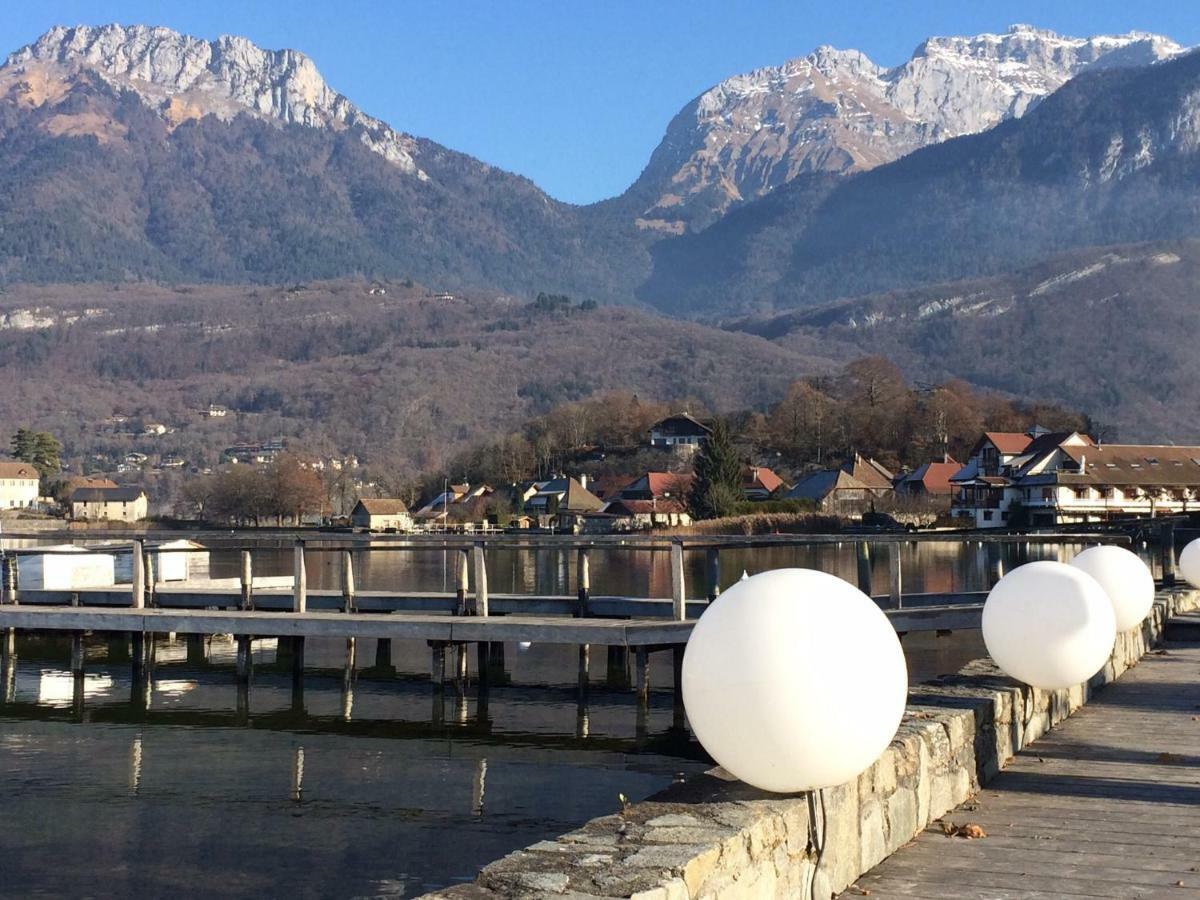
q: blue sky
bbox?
[3,2,1198,204]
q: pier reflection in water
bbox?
[207,538,1085,598]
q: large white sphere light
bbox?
[682,568,907,793]
[982,561,1116,690]
[1178,538,1200,589]
[1069,545,1155,631]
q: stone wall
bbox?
[425,588,1199,900]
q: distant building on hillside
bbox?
[648,414,711,452]
[350,498,412,532]
[952,430,1200,528]
[71,486,149,523]
[0,460,40,509]
[599,471,693,529]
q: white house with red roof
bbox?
[0,460,40,509]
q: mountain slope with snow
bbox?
[628,25,1183,231]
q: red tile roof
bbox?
[744,466,785,493]
[983,432,1034,454]
[0,461,38,480]
[902,460,961,495]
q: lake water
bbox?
[0,538,1115,897]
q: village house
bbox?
[414,483,495,524]
[894,456,961,504]
[599,471,693,529]
[523,476,605,531]
[648,413,711,453]
[205,404,229,418]
[0,460,40,509]
[743,465,787,501]
[71,486,149,523]
[784,455,894,514]
[951,429,1200,528]
[349,498,413,532]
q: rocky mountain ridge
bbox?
[3,23,424,174]
[628,24,1184,231]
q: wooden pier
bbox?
[0,529,1148,724]
[844,611,1200,899]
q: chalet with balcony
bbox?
[648,414,711,452]
[951,429,1200,528]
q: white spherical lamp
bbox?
[682,568,907,793]
[1069,545,1155,631]
[1179,538,1200,589]
[982,561,1116,690]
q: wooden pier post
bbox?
[1160,522,1177,587]
[236,635,252,684]
[576,548,590,617]
[670,542,686,620]
[292,541,307,613]
[240,551,253,610]
[70,632,85,675]
[341,550,356,612]
[672,644,686,731]
[456,643,468,683]
[577,643,590,693]
[290,637,305,688]
[374,638,392,671]
[856,541,872,595]
[131,633,147,683]
[131,540,146,610]
[888,544,903,609]
[472,543,489,616]
[455,550,470,616]
[705,548,721,602]
[143,546,155,608]
[431,643,446,687]
[634,646,650,701]
[607,645,630,689]
[1,627,14,664]
[186,633,205,665]
[1,554,17,604]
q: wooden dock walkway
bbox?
[843,612,1200,899]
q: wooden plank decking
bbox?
[843,615,1200,899]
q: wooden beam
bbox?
[472,544,489,617]
[341,550,356,613]
[576,548,590,618]
[239,551,253,611]
[670,542,686,621]
[131,540,145,610]
[292,541,307,613]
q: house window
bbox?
[1098,487,1113,499]
[1073,487,1088,499]
[1041,488,1053,500]
[983,511,994,521]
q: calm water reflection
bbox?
[0,538,1130,897]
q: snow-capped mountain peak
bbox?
[630,24,1186,231]
[2,23,424,175]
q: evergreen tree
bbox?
[688,418,742,520]
[31,432,62,477]
[10,428,62,477]
[10,428,35,462]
